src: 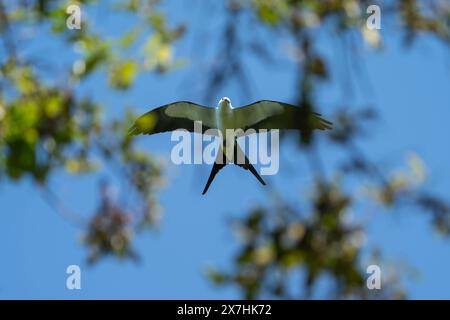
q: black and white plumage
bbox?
[129,97,332,194]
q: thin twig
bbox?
[40,185,88,228]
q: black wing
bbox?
[129,101,217,135]
[232,100,332,133]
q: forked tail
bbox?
[202,142,266,195]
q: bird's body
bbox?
[216,97,237,162]
[129,97,332,194]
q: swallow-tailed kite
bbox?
[129,97,332,194]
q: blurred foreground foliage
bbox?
[1,0,450,298]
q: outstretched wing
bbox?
[129,101,217,135]
[231,100,332,133]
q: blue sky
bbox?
[1,1,450,299]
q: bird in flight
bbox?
[129,97,332,194]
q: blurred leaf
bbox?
[109,60,138,89]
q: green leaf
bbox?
[109,60,138,89]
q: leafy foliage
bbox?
[0,0,175,261]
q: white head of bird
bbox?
[218,97,232,109]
